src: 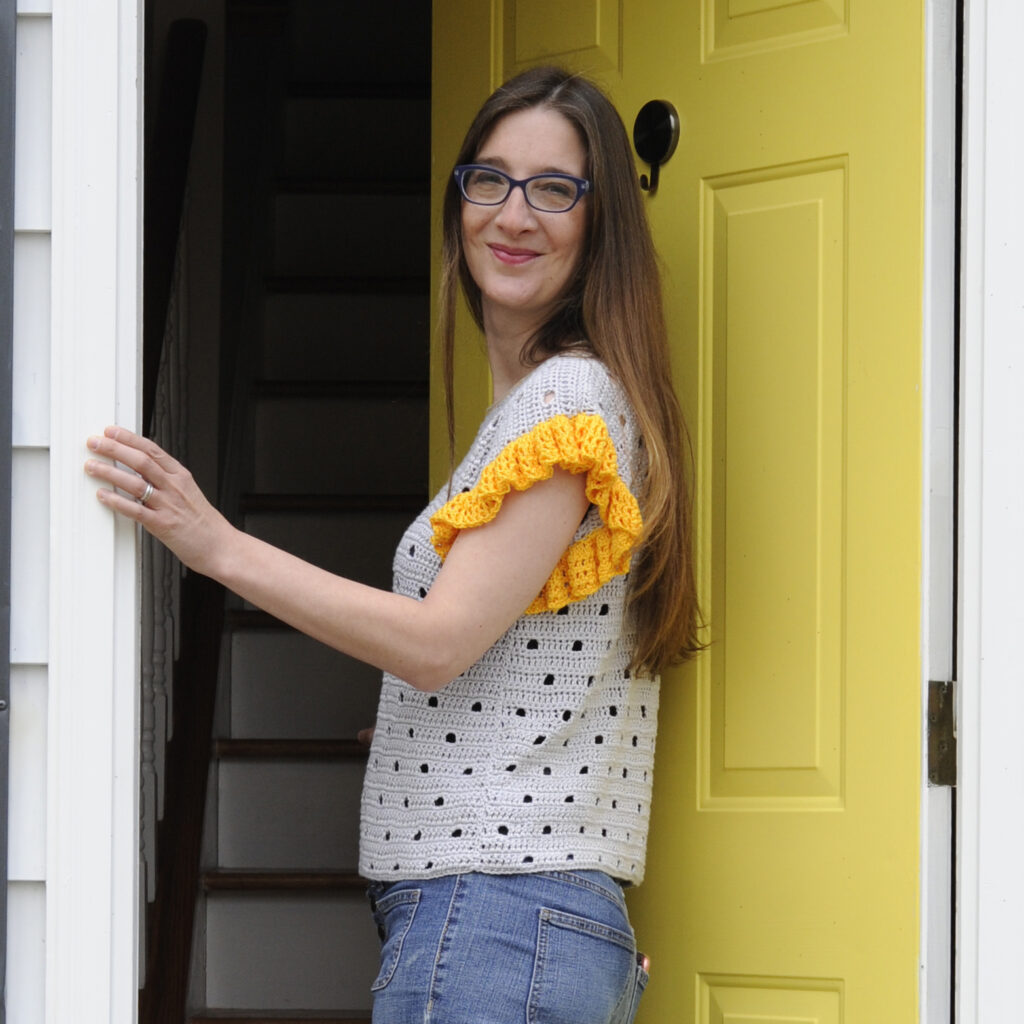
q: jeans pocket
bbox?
[369,887,420,992]
[528,907,636,1024]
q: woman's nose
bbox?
[494,184,538,231]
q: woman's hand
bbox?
[85,426,235,576]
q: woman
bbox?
[86,66,701,1024]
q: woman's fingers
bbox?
[105,424,184,471]
[85,438,166,527]
[84,457,158,504]
[93,479,157,522]
[85,427,166,506]
[87,426,182,485]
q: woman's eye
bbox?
[472,171,506,187]
[536,179,573,198]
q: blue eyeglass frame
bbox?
[453,164,593,212]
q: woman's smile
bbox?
[488,242,543,266]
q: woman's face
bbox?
[461,106,588,337]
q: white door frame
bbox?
[920,1,957,1020]
[47,0,142,1020]
[956,0,1024,1021]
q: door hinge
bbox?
[927,679,957,787]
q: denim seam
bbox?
[526,907,549,1023]
[535,869,627,913]
[425,872,464,1022]
[370,888,420,992]
[540,907,635,950]
[376,888,420,913]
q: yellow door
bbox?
[433,3,927,1022]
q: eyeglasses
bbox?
[453,164,592,213]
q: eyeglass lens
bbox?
[461,168,581,212]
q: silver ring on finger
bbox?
[137,481,155,506]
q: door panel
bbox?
[704,160,847,808]
[504,0,620,73]
[703,0,848,59]
[433,3,926,1021]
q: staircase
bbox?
[187,2,431,1019]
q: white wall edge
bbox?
[46,0,141,1021]
[919,1,957,1021]
[956,0,1024,1021]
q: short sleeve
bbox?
[429,356,643,613]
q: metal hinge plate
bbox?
[927,680,957,787]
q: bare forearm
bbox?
[210,526,457,690]
[86,426,589,692]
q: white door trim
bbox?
[46,1,142,1020]
[920,1,957,1020]
[956,0,1024,1020]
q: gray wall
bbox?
[0,0,17,1019]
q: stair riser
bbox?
[243,509,409,590]
[262,292,428,382]
[253,396,427,494]
[231,630,382,740]
[218,761,365,869]
[287,0,430,86]
[273,194,428,278]
[283,97,429,181]
[205,892,378,1010]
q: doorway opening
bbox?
[139,2,431,1018]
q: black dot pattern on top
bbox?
[359,354,659,886]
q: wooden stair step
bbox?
[215,738,368,760]
[227,609,293,631]
[203,870,366,892]
[275,177,428,197]
[264,275,429,296]
[240,493,425,514]
[255,379,429,400]
[286,81,429,101]
[225,0,289,32]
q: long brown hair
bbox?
[439,66,703,674]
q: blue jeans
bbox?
[367,870,649,1024]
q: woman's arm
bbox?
[86,425,589,691]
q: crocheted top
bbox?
[359,354,660,885]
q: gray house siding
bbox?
[6,2,51,1022]
[0,0,15,1013]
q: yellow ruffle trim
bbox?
[430,413,643,614]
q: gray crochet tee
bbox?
[359,354,660,885]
